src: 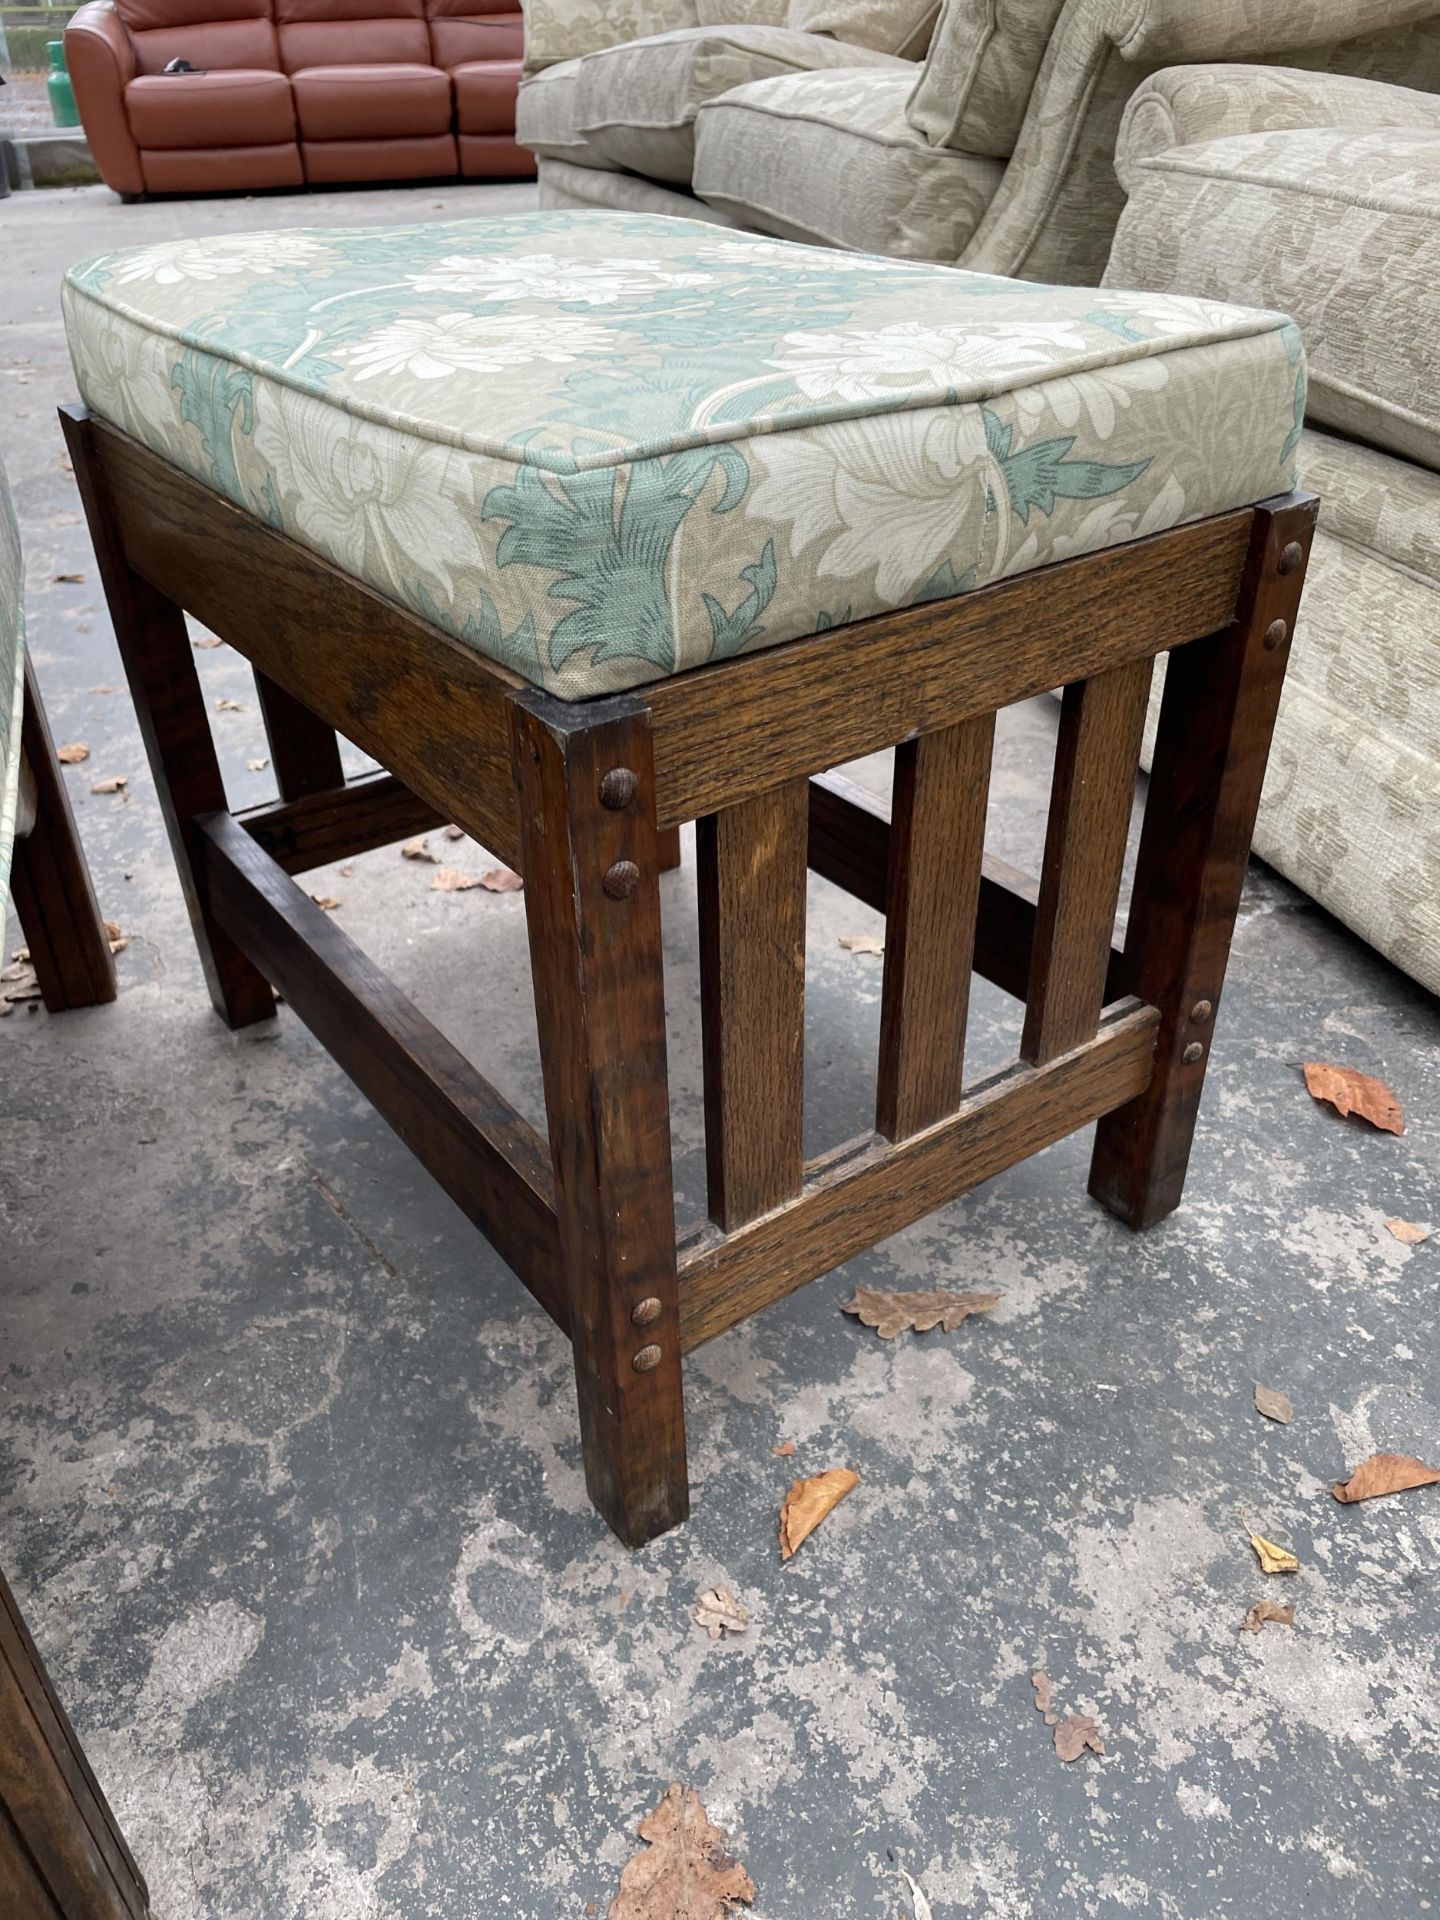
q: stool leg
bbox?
[9,659,117,1012]
[510,691,688,1547]
[1089,496,1317,1229]
[63,411,275,1031]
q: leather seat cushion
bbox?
[427,4,522,70]
[65,210,1307,698]
[126,68,295,147]
[452,57,519,134]
[291,62,451,139]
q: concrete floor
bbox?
[3,181,1440,1920]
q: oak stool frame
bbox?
[62,404,1317,1547]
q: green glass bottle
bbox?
[48,42,81,130]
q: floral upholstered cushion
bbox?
[63,210,1305,699]
[0,456,24,904]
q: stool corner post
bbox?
[508,691,689,1547]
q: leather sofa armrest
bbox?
[519,0,701,75]
[1118,63,1440,188]
[65,1,144,197]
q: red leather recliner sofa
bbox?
[65,0,531,197]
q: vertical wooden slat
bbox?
[1021,657,1153,1066]
[510,690,688,1548]
[697,780,809,1230]
[253,670,346,801]
[876,714,994,1140]
[1090,495,1318,1228]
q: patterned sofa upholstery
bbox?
[0,462,22,905]
[518,0,1440,282]
[1107,68,1440,996]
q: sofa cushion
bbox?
[696,0,789,22]
[127,16,281,75]
[787,0,938,60]
[302,130,457,176]
[573,24,909,184]
[452,57,519,132]
[1107,125,1440,472]
[517,58,621,169]
[425,2,522,72]
[291,62,451,138]
[141,141,304,188]
[695,69,1003,258]
[906,0,1065,157]
[66,210,1304,699]
[126,68,296,146]
[274,0,431,71]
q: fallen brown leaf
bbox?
[693,1588,749,1640]
[192,635,223,650]
[88,683,121,694]
[608,1784,754,1919]
[1248,1532,1299,1575]
[838,933,884,956]
[480,866,524,893]
[52,571,85,583]
[246,757,269,773]
[401,835,439,863]
[1331,1452,1440,1504]
[779,1467,858,1561]
[1053,1714,1105,1763]
[1302,1062,1404,1135]
[1,959,41,1004]
[443,823,465,840]
[842,1286,1000,1340]
[431,867,483,892]
[311,894,341,912]
[90,774,128,795]
[1254,1384,1294,1425]
[56,742,90,764]
[338,864,355,879]
[771,1441,796,1458]
[213,697,244,713]
[1031,1670,1059,1726]
[1384,1218,1432,1246]
[104,921,127,956]
[1241,1600,1295,1634]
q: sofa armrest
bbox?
[1119,0,1440,64]
[520,0,701,74]
[1118,63,1440,188]
[65,1,143,197]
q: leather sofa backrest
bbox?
[424,0,521,72]
[115,0,281,74]
[272,0,430,71]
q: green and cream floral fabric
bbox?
[64,210,1304,699]
[0,455,24,904]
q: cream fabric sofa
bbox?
[1108,69,1440,996]
[519,0,1440,280]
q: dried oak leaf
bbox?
[1254,1384,1294,1425]
[838,933,884,956]
[310,894,341,912]
[104,921,127,956]
[1331,1452,1440,1504]
[213,697,244,713]
[90,774,128,795]
[1242,1600,1295,1634]
[693,1588,749,1640]
[771,1441,796,1458]
[1248,1532,1299,1576]
[608,1784,755,1919]
[431,865,523,894]
[56,742,90,764]
[53,571,85,584]
[842,1286,1000,1340]
[779,1467,858,1561]
[1384,1218,1432,1246]
[1031,1670,1059,1727]
[191,635,223,649]
[1302,1062,1404,1136]
[480,866,524,893]
[401,835,438,864]
[1053,1714,1105,1763]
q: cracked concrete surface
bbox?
[3,183,1439,1920]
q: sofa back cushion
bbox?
[116,0,281,73]
[787,0,938,59]
[906,0,1066,156]
[696,0,788,22]
[273,0,429,70]
[426,0,522,70]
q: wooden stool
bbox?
[61,215,1315,1544]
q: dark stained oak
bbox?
[0,1565,149,1920]
[62,409,275,1031]
[252,670,346,802]
[697,781,808,1228]
[8,658,116,1013]
[511,691,688,1547]
[678,1000,1159,1351]
[196,811,566,1330]
[1089,495,1320,1229]
[876,715,994,1140]
[240,771,445,875]
[1021,657,1153,1066]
